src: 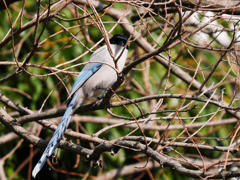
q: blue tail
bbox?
[32,95,78,178]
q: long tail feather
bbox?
[32,95,78,178]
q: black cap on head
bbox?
[110,34,128,48]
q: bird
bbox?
[32,34,129,178]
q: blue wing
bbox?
[67,61,104,101]
[32,61,104,178]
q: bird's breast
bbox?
[82,64,118,97]
[81,45,128,98]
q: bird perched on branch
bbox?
[32,34,129,178]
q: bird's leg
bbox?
[96,87,109,99]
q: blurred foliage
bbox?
[0,1,239,180]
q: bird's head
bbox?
[110,34,129,48]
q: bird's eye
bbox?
[120,41,125,46]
